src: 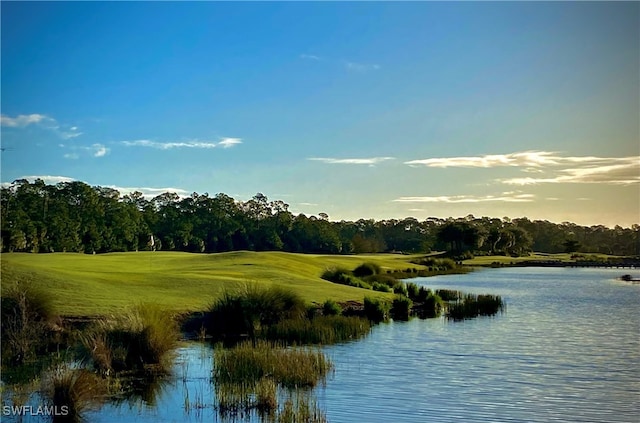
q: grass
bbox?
[462,252,624,266]
[44,364,107,423]
[213,340,332,389]
[446,294,505,320]
[79,304,179,372]
[265,315,371,344]
[1,251,418,316]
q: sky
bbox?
[1,1,638,228]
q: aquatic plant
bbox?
[446,294,505,320]
[80,304,179,372]
[265,315,370,344]
[391,295,413,321]
[212,340,332,389]
[363,297,390,323]
[277,394,328,423]
[43,365,107,423]
[208,285,306,341]
[1,279,59,364]
[321,299,342,316]
[436,289,462,302]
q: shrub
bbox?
[265,315,370,344]
[363,274,399,288]
[406,282,420,300]
[321,267,352,283]
[44,365,107,423]
[372,282,391,293]
[353,262,381,277]
[322,299,342,316]
[80,304,179,372]
[208,285,306,340]
[393,283,408,297]
[391,295,413,321]
[1,279,58,364]
[363,297,390,323]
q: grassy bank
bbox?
[1,251,424,316]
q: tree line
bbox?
[1,179,638,256]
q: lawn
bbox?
[1,251,424,316]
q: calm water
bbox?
[4,267,639,422]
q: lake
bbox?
[4,267,639,422]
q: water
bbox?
[3,267,639,422]
[320,267,640,422]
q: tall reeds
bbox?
[446,294,505,320]
[80,304,179,373]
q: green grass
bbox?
[1,251,421,316]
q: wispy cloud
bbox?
[1,114,49,127]
[393,193,535,203]
[345,61,381,72]
[106,185,191,199]
[300,54,380,72]
[300,54,321,61]
[64,153,79,160]
[218,138,242,148]
[406,151,640,185]
[91,144,109,157]
[1,113,83,139]
[308,157,395,165]
[121,137,241,150]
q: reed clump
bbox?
[446,294,505,320]
[276,394,328,423]
[213,340,332,389]
[391,295,413,321]
[80,304,179,373]
[43,364,107,423]
[1,279,59,365]
[363,297,390,323]
[265,315,371,344]
[208,285,306,341]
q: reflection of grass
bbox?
[1,251,414,316]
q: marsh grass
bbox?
[391,295,413,321]
[213,340,332,389]
[321,299,341,316]
[363,297,390,323]
[447,294,505,320]
[80,304,179,373]
[1,279,59,364]
[276,394,328,423]
[212,340,332,417]
[44,364,107,423]
[265,315,371,344]
[208,285,307,341]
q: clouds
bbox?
[1,113,82,139]
[308,157,395,165]
[0,114,49,127]
[121,137,242,150]
[405,151,640,186]
[393,193,536,204]
[299,54,381,73]
[62,143,110,159]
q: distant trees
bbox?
[1,179,638,256]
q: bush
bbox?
[322,299,342,316]
[406,282,420,300]
[391,295,413,321]
[208,285,306,340]
[80,304,179,372]
[1,279,58,364]
[265,315,370,344]
[353,262,381,277]
[44,364,107,423]
[363,274,399,288]
[321,267,352,283]
[372,282,392,293]
[393,283,408,297]
[436,289,462,301]
[363,297,390,323]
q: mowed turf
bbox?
[1,251,424,316]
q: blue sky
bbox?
[2,2,638,227]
